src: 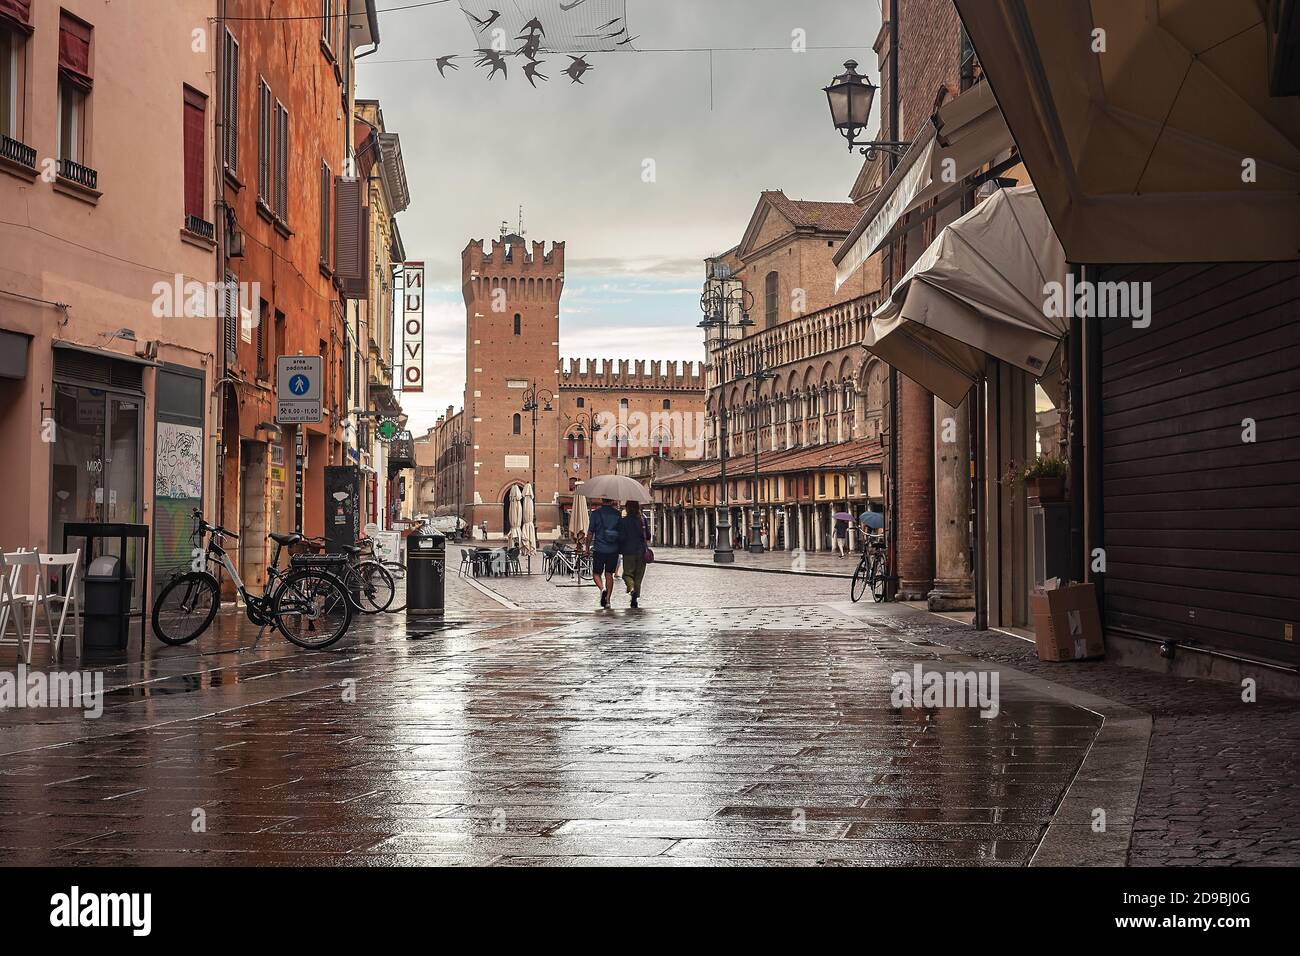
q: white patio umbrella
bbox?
[507,484,523,541]
[577,474,651,504]
[570,493,589,542]
[521,483,537,553]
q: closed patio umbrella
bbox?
[521,483,537,553]
[507,484,523,540]
[571,493,589,542]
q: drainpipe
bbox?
[1068,263,1086,583]
[214,0,228,528]
[886,0,901,600]
[1084,268,1104,606]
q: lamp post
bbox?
[521,382,554,500]
[449,425,472,541]
[823,60,911,160]
[570,410,602,482]
[699,279,754,564]
[748,358,774,554]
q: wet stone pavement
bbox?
[0,562,1177,866]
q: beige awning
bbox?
[865,186,1065,407]
[834,80,1016,290]
[954,0,1300,263]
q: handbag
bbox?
[643,547,655,563]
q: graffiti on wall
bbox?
[155,421,203,500]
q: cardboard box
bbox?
[1030,582,1104,662]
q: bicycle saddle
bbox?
[268,532,303,546]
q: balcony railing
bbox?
[1,133,37,170]
[185,214,215,241]
[57,157,98,190]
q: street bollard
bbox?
[406,533,446,616]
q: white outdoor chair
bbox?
[0,550,52,663]
[38,550,83,660]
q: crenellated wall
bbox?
[559,357,706,391]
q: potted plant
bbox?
[1021,454,1067,502]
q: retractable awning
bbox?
[834,80,1016,290]
[864,186,1065,407]
[953,0,1300,263]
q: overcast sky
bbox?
[355,0,883,431]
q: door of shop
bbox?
[49,363,144,555]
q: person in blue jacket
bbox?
[588,497,623,608]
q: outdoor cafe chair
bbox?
[0,550,52,664]
[39,550,83,660]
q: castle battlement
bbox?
[559,357,706,391]
[462,237,565,277]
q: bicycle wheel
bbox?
[382,560,405,580]
[545,554,557,581]
[870,553,887,603]
[850,557,869,603]
[152,572,220,645]
[355,561,395,613]
[272,568,353,649]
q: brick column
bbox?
[896,374,935,599]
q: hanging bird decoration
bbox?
[523,60,548,88]
[474,47,508,80]
[466,8,501,30]
[563,55,593,84]
[452,2,630,84]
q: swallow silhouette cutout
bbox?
[474,48,508,80]
[564,55,593,84]
[515,33,542,60]
[616,34,638,46]
[436,54,459,76]
[523,60,548,87]
[598,16,622,29]
[467,9,500,30]
[560,0,589,10]
[518,17,545,37]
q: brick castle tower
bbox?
[461,233,565,534]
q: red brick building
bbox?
[419,232,707,539]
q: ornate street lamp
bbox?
[570,410,602,481]
[521,383,554,499]
[824,60,910,160]
[699,283,754,564]
[748,360,775,554]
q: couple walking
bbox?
[587,499,652,609]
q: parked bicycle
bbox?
[151,511,353,649]
[544,543,592,583]
[300,536,396,613]
[851,532,888,603]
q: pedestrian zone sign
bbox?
[276,355,323,424]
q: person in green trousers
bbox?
[617,500,651,608]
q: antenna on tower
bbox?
[517,205,526,238]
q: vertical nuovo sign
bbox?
[402,261,425,393]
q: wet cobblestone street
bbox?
[0,561,1293,866]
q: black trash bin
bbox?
[84,555,134,650]
[406,533,446,616]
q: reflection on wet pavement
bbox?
[0,572,1102,866]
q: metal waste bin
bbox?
[84,555,134,650]
[406,533,446,616]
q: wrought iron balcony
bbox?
[57,157,98,190]
[1,133,37,170]
[185,214,215,241]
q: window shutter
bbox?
[275,104,288,220]
[333,176,369,299]
[257,82,269,203]
[182,89,205,219]
[224,32,239,172]
[223,274,238,366]
[58,12,93,90]
[319,163,331,265]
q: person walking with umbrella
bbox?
[588,496,622,608]
[617,500,652,608]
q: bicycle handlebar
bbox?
[191,509,238,540]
